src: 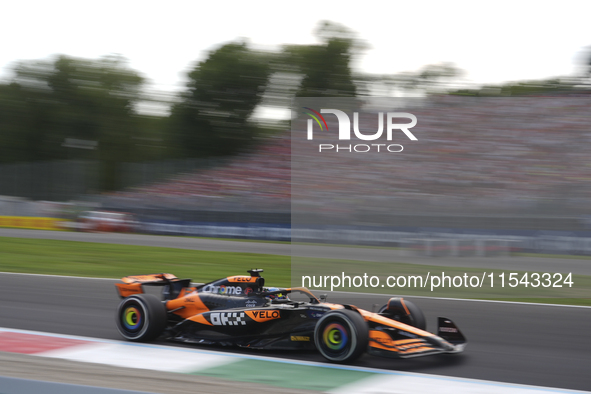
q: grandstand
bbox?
[105,95,591,221]
[292,95,591,217]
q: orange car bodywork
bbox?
[115,273,464,358]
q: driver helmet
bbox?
[265,287,288,300]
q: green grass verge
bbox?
[0,237,291,286]
[0,237,589,306]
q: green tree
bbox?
[284,21,363,98]
[4,55,145,191]
[170,42,271,157]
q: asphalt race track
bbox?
[1,229,590,391]
[0,272,589,391]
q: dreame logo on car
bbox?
[202,284,242,295]
[303,108,418,153]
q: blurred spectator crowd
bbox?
[109,95,591,215]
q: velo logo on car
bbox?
[227,276,257,283]
[302,107,417,153]
[303,107,418,153]
[246,310,281,322]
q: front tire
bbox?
[314,309,368,363]
[116,294,167,341]
[379,299,426,330]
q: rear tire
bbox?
[379,299,426,330]
[314,309,368,363]
[116,294,167,341]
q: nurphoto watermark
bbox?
[301,107,418,153]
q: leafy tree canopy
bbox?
[170,41,272,157]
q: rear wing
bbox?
[120,273,179,284]
[115,273,191,299]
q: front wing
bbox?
[366,315,467,358]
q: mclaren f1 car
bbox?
[114,269,466,362]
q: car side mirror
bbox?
[319,294,328,302]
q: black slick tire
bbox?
[115,294,167,341]
[314,309,369,363]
